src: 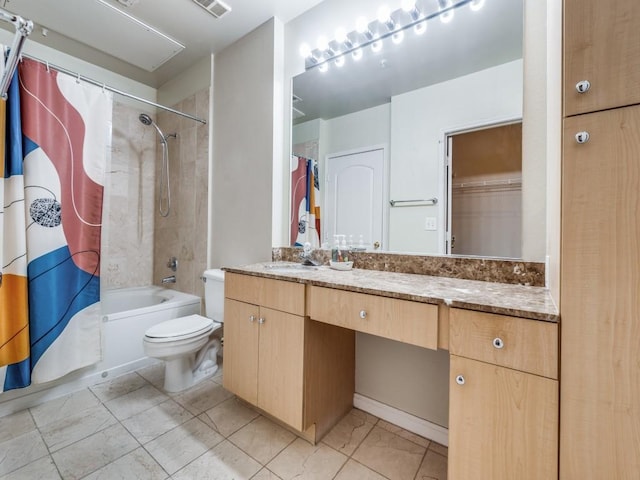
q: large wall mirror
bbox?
[290,0,528,258]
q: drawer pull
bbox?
[359,310,367,319]
[492,337,505,349]
[249,315,256,323]
[575,131,590,144]
[575,80,591,93]
[258,317,265,324]
[455,375,465,386]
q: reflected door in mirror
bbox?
[325,147,384,249]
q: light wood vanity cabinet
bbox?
[448,308,558,480]
[564,0,640,116]
[307,286,438,350]
[223,273,306,430]
[223,272,355,440]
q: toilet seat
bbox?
[144,314,215,343]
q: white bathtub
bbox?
[100,286,202,371]
[0,285,201,417]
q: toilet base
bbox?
[163,354,219,392]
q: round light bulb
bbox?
[335,56,345,67]
[414,20,427,35]
[299,43,312,58]
[439,0,454,23]
[401,0,416,12]
[392,30,404,44]
[318,62,329,73]
[470,0,485,11]
[371,40,383,53]
[335,27,348,44]
[352,48,363,61]
[317,35,329,51]
[356,16,369,34]
[377,5,391,24]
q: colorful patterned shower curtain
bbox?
[0,58,112,391]
[290,155,321,247]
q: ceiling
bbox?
[292,0,523,124]
[0,0,325,87]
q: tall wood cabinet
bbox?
[561,0,640,477]
[448,309,558,480]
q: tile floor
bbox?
[0,363,447,479]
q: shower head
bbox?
[138,113,167,143]
[139,113,153,126]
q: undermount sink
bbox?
[263,263,319,271]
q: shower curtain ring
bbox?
[76,72,80,84]
[45,61,50,73]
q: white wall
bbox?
[157,55,212,108]
[210,18,282,267]
[389,60,523,253]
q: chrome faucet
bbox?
[299,242,321,266]
[161,275,176,284]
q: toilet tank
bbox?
[202,269,225,322]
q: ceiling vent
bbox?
[192,0,232,18]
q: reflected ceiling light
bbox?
[414,20,427,35]
[356,16,375,40]
[377,5,395,31]
[438,0,454,23]
[469,0,485,11]
[335,27,354,49]
[392,30,404,44]
[401,0,421,21]
[299,0,473,72]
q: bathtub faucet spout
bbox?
[161,275,176,284]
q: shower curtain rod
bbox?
[21,53,207,125]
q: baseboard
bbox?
[353,393,449,447]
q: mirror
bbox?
[290,0,526,258]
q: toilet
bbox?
[143,269,224,392]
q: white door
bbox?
[325,147,385,249]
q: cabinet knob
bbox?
[359,310,367,319]
[249,315,256,323]
[575,80,591,94]
[492,337,505,349]
[455,375,465,386]
[258,317,265,324]
[575,131,590,144]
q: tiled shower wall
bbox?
[153,88,210,298]
[102,101,156,289]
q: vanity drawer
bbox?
[307,286,438,350]
[449,308,558,379]
[225,272,305,315]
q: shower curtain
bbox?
[0,58,112,391]
[290,155,321,247]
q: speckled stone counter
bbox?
[224,262,559,322]
[272,247,546,287]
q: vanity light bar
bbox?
[301,0,484,72]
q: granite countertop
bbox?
[224,262,559,322]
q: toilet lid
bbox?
[145,314,214,339]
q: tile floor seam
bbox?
[225,414,298,467]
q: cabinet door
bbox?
[257,307,305,430]
[449,355,558,480]
[222,298,259,405]
[561,107,640,479]
[564,0,640,115]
